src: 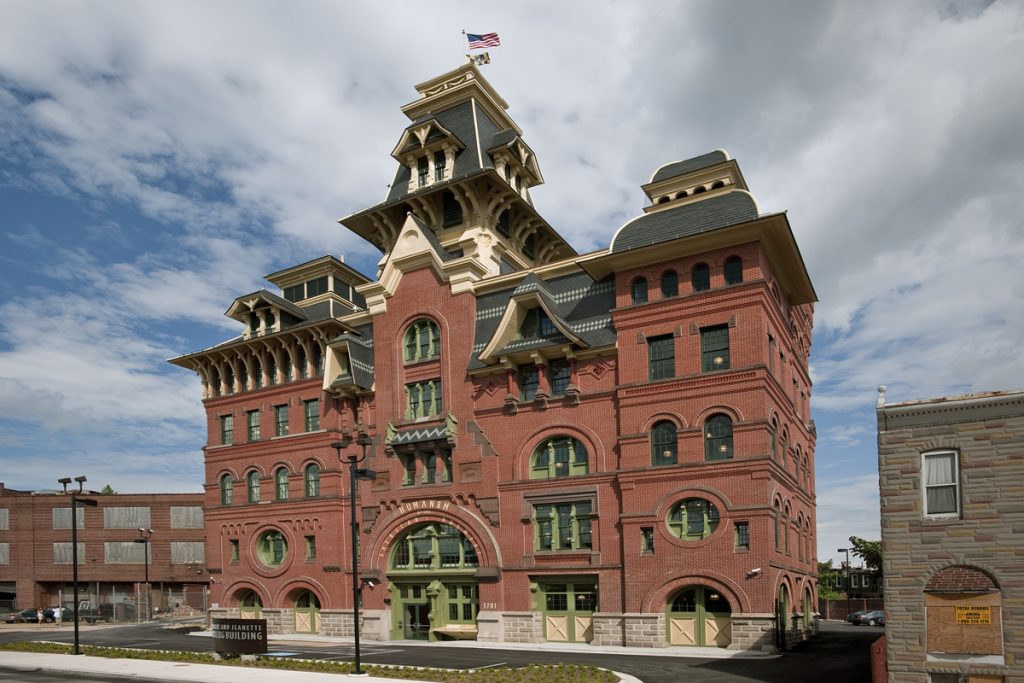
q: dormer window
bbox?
[249,313,260,334]
[519,309,556,339]
[417,157,429,187]
[434,151,446,182]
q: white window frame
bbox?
[922,450,960,519]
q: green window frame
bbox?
[735,521,749,550]
[534,501,593,551]
[304,463,320,498]
[691,263,710,292]
[255,530,287,567]
[246,410,260,441]
[401,455,416,486]
[667,498,720,541]
[303,399,320,431]
[651,420,678,465]
[275,467,289,500]
[631,277,648,304]
[661,270,678,298]
[704,414,733,461]
[305,535,316,561]
[724,255,743,284]
[447,584,479,623]
[548,359,571,397]
[405,380,442,419]
[404,320,440,362]
[389,523,479,571]
[519,364,539,401]
[219,415,234,445]
[229,539,239,563]
[531,437,588,479]
[641,526,654,554]
[648,334,675,380]
[247,471,260,503]
[275,404,289,436]
[422,450,452,484]
[700,325,730,372]
[219,474,233,506]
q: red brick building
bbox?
[0,483,207,615]
[170,64,818,651]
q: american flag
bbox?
[466,32,500,49]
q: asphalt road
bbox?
[0,620,883,683]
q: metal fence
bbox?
[56,585,209,623]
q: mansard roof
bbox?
[470,270,616,369]
[649,150,730,184]
[610,192,760,253]
[327,325,375,391]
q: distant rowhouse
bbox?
[171,63,819,651]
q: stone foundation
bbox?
[501,611,543,643]
[728,613,778,652]
[475,611,503,642]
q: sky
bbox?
[1,1,1022,568]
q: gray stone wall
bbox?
[320,610,353,637]
[878,395,1024,683]
[501,611,542,643]
[729,613,777,652]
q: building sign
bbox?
[212,618,268,654]
[955,606,991,625]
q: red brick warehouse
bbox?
[170,63,818,652]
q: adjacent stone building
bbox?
[171,63,819,651]
[0,483,207,614]
[877,387,1024,682]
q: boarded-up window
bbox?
[0,542,9,564]
[52,507,85,529]
[0,508,8,530]
[170,506,204,529]
[104,507,151,529]
[925,592,1002,656]
[53,542,85,564]
[104,541,148,564]
[171,541,205,564]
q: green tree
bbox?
[848,535,882,572]
[100,484,116,495]
[817,560,841,600]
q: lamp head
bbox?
[356,434,373,447]
[58,477,73,485]
[74,476,87,484]
[331,438,352,450]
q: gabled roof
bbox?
[225,289,309,321]
[391,117,467,160]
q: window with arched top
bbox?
[304,463,320,498]
[770,418,779,461]
[275,467,289,501]
[691,263,710,292]
[724,256,743,285]
[711,180,725,189]
[704,414,733,461]
[247,471,260,503]
[631,278,648,304]
[531,437,588,479]
[390,522,479,570]
[442,190,463,227]
[651,421,678,466]
[220,474,233,506]
[661,271,678,298]
[773,500,782,551]
[519,308,557,339]
[404,319,440,362]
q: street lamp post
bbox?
[331,435,376,676]
[135,528,154,621]
[58,476,96,656]
[837,547,851,620]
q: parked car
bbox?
[852,609,885,626]
[844,609,869,623]
[4,608,56,623]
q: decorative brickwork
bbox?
[924,565,997,593]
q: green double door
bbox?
[667,586,732,647]
[542,582,597,643]
[391,580,478,641]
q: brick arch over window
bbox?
[517,425,605,479]
[227,582,270,607]
[403,317,441,363]
[367,506,503,572]
[642,574,750,614]
[276,580,331,609]
[925,565,999,592]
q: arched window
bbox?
[519,308,557,339]
[704,414,733,461]
[773,500,782,551]
[691,263,710,292]
[661,271,678,298]
[780,430,789,468]
[631,278,648,304]
[531,437,588,479]
[275,467,289,501]
[770,418,779,461]
[442,190,463,227]
[304,463,320,498]
[711,180,725,189]
[667,499,720,541]
[404,319,440,362]
[390,522,479,570]
[651,421,678,466]
[247,471,260,503]
[724,256,743,285]
[219,474,233,506]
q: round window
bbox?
[255,530,288,567]
[667,498,720,541]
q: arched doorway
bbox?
[387,522,479,641]
[776,583,790,650]
[802,588,813,631]
[238,590,263,619]
[294,590,321,634]
[667,586,732,647]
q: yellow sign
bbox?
[955,606,991,624]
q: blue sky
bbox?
[1,1,1022,568]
